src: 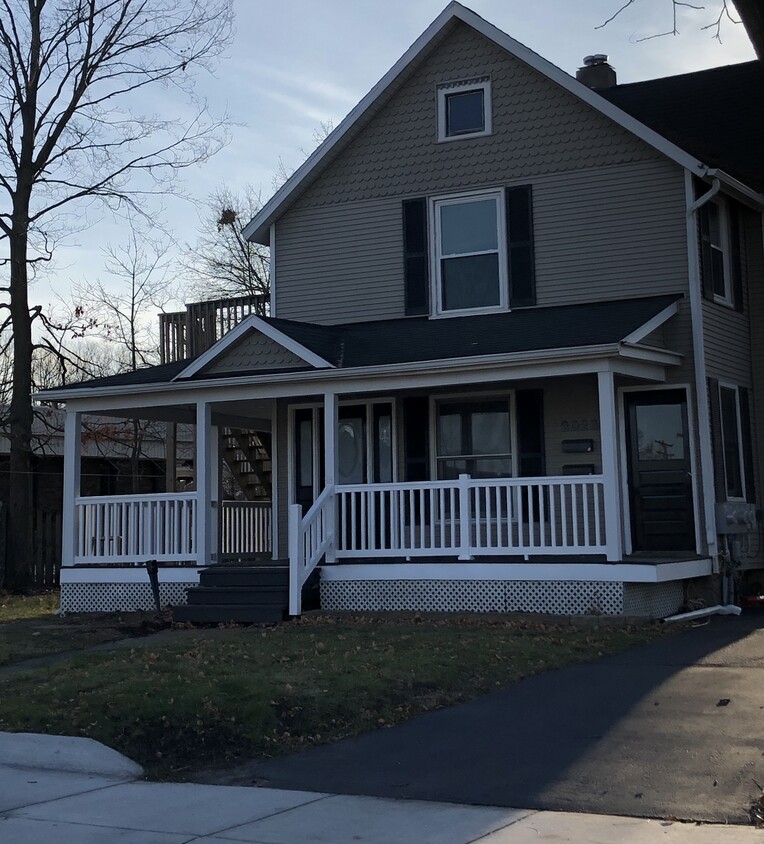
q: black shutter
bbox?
[707,378,726,500]
[728,201,744,312]
[516,389,545,476]
[738,386,756,503]
[402,396,429,481]
[402,198,429,316]
[698,203,714,302]
[505,185,535,307]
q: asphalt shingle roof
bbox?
[600,61,764,193]
[50,294,681,392]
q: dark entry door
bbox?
[625,390,695,553]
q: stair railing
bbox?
[288,485,335,616]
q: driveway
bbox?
[207,611,764,824]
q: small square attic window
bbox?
[438,78,492,142]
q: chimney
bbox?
[576,54,617,89]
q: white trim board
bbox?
[320,559,712,584]
[60,567,202,584]
[174,314,334,380]
[242,2,762,245]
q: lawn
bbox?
[0,614,667,779]
[0,592,168,667]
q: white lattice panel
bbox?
[61,582,194,613]
[320,579,625,616]
[623,582,683,618]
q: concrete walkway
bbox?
[0,733,761,843]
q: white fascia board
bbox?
[174,314,334,380]
[706,169,764,209]
[321,558,712,583]
[39,342,673,411]
[243,1,724,243]
[621,301,679,345]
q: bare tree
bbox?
[0,0,232,591]
[599,1,763,59]
[182,185,269,301]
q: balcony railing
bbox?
[159,293,268,363]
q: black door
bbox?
[625,391,695,553]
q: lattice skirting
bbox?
[61,581,195,613]
[320,579,685,618]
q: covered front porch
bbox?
[47,294,711,617]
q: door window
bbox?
[634,403,686,461]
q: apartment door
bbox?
[625,390,695,553]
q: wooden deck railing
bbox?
[159,293,268,363]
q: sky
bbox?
[34,0,756,318]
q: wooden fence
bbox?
[0,504,62,588]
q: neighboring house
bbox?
[39,2,764,619]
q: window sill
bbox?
[712,294,735,309]
[430,305,509,319]
[436,130,493,143]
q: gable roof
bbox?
[601,61,764,194]
[243,3,762,245]
[41,294,681,397]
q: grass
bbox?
[0,614,667,779]
[0,591,168,667]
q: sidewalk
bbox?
[0,733,761,843]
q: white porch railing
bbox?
[221,501,272,554]
[74,492,197,564]
[288,485,334,615]
[335,474,608,558]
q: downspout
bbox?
[684,171,720,563]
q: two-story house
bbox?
[39,2,764,620]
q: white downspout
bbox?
[684,171,720,563]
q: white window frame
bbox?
[437,78,492,142]
[429,391,517,480]
[718,382,747,502]
[708,197,733,307]
[429,188,508,318]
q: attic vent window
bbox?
[437,77,492,142]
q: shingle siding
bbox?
[203,331,306,375]
[273,22,689,324]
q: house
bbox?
[38,3,764,619]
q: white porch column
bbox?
[61,410,82,567]
[195,401,214,567]
[324,391,337,563]
[270,398,280,560]
[598,370,624,562]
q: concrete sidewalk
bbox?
[1,733,762,843]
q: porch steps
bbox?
[174,564,314,624]
[221,429,272,501]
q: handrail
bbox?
[75,492,197,505]
[288,484,335,616]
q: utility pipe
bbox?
[663,604,741,623]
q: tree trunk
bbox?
[6,215,34,592]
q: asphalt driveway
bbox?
[209,611,764,824]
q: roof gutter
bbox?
[700,168,764,209]
[37,342,632,403]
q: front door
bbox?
[625,390,695,553]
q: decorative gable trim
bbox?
[242,2,762,246]
[621,300,680,345]
[174,315,335,380]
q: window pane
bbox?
[440,199,498,255]
[442,254,500,311]
[298,420,313,487]
[711,247,726,298]
[375,412,393,483]
[338,418,365,485]
[708,202,722,245]
[437,412,462,457]
[471,410,510,455]
[471,457,512,479]
[446,89,484,135]
[634,404,685,461]
[437,458,469,480]
[720,388,743,498]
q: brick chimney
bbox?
[576,54,617,89]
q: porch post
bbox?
[61,410,82,567]
[195,401,213,567]
[598,370,623,562]
[324,391,337,563]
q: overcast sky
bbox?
[38,0,755,315]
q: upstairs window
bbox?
[706,200,731,304]
[699,194,743,310]
[437,78,492,142]
[719,385,745,500]
[431,189,507,315]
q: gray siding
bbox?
[543,376,601,476]
[204,331,306,375]
[274,21,689,324]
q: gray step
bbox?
[200,565,288,588]
[186,586,288,605]
[173,604,286,624]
